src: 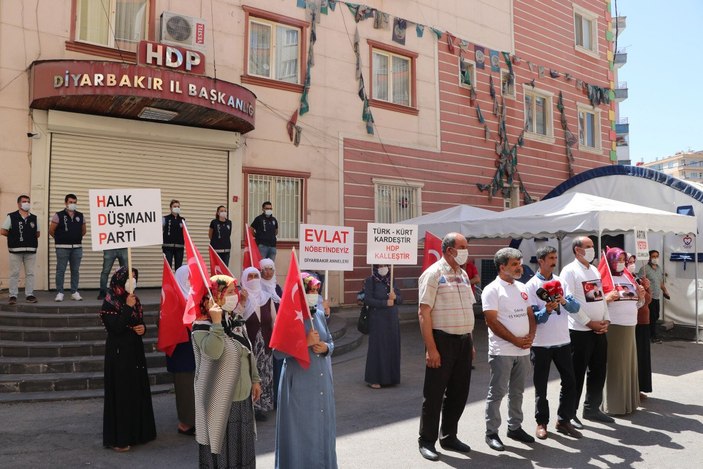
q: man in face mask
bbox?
[417,233,476,461]
[1,194,40,304]
[559,236,618,427]
[49,193,86,301]
[482,247,536,451]
[638,250,669,343]
[251,201,278,261]
[162,199,185,270]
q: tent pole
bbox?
[597,230,602,263]
[696,234,700,344]
[557,234,563,271]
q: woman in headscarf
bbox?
[193,275,261,469]
[603,248,645,415]
[259,259,284,407]
[363,264,402,388]
[100,267,156,452]
[241,266,276,421]
[274,272,337,469]
[167,265,196,436]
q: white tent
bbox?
[460,192,697,239]
[401,204,493,239]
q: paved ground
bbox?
[1,318,702,468]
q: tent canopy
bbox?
[460,192,697,239]
[401,204,493,238]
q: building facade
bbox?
[0,0,616,304]
[643,151,703,182]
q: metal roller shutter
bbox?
[48,132,228,289]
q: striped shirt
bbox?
[419,257,476,334]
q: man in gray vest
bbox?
[1,195,40,304]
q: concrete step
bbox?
[0,309,159,328]
[0,367,172,393]
[0,383,174,403]
[0,337,159,358]
[0,324,158,342]
[0,351,167,374]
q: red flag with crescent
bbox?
[209,245,233,277]
[597,250,615,293]
[182,221,209,326]
[422,231,443,272]
[269,250,311,369]
[243,224,263,270]
[157,256,188,356]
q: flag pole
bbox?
[127,247,133,294]
[293,248,316,332]
[324,269,329,300]
[184,221,213,300]
[246,223,254,267]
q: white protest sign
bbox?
[366,223,418,265]
[635,228,649,260]
[89,188,163,251]
[299,224,355,271]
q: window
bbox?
[248,18,301,84]
[500,69,516,99]
[574,6,598,56]
[247,173,306,241]
[459,58,476,90]
[368,40,418,114]
[75,0,149,52]
[373,178,423,223]
[578,104,601,151]
[524,87,554,141]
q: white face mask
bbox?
[627,263,636,273]
[306,293,319,309]
[67,203,77,211]
[246,278,262,293]
[172,207,181,215]
[377,267,389,277]
[264,209,273,217]
[222,294,239,312]
[582,247,595,263]
[616,262,626,273]
[218,211,227,220]
[20,202,31,211]
[650,258,659,265]
[453,249,469,266]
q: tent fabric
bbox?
[400,205,493,238]
[459,192,697,239]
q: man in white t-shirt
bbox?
[482,247,536,452]
[560,236,618,427]
[525,246,588,440]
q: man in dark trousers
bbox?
[251,201,278,260]
[49,193,86,301]
[162,199,185,269]
[417,232,476,461]
[1,195,40,304]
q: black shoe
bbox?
[439,436,471,453]
[507,427,535,443]
[8,296,17,305]
[418,442,440,461]
[583,410,615,423]
[570,416,584,430]
[485,433,505,451]
[177,426,195,436]
[97,292,106,300]
[26,295,38,303]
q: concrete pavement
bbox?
[1,319,702,468]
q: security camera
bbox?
[27,132,40,139]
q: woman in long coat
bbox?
[100,267,156,452]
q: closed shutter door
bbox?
[49,133,228,289]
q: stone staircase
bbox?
[0,290,367,403]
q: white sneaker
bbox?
[71,292,83,301]
[55,293,64,302]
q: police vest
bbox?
[7,211,38,253]
[54,209,84,247]
[210,219,232,251]
[163,215,185,247]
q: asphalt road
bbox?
[1,320,702,468]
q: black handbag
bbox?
[357,304,370,334]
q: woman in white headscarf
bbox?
[241,266,276,421]
[259,259,284,407]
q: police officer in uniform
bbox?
[209,205,232,267]
[49,193,86,301]
[1,195,40,304]
[163,199,185,270]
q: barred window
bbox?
[248,174,304,241]
[373,179,423,223]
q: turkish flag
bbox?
[597,250,615,293]
[269,250,311,369]
[157,256,188,356]
[209,245,233,277]
[422,231,443,272]
[243,224,263,270]
[182,221,210,326]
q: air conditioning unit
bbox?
[160,12,207,51]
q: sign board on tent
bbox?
[299,224,355,271]
[366,223,418,265]
[89,188,163,251]
[635,228,649,260]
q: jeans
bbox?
[485,354,530,434]
[55,247,83,293]
[258,244,277,261]
[8,252,36,297]
[100,248,128,293]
